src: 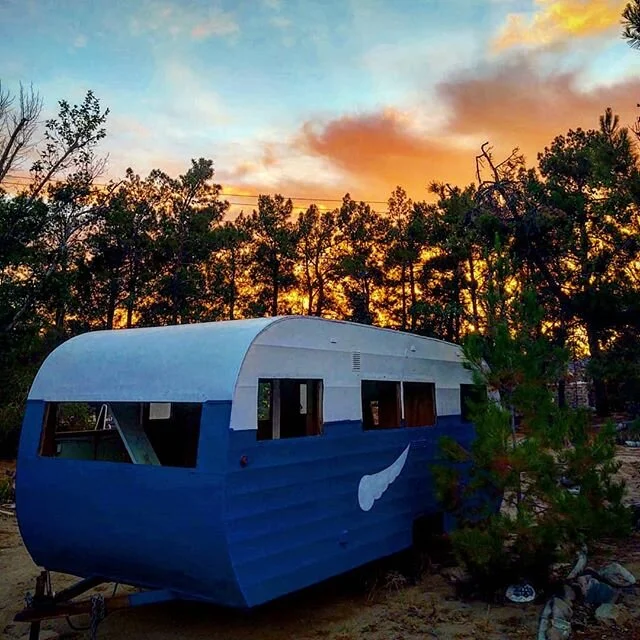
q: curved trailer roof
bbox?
[29,316,471,427]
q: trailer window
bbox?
[403,382,436,427]
[257,379,323,440]
[362,380,401,430]
[40,402,201,468]
[460,384,487,422]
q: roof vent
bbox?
[352,351,361,371]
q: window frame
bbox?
[360,379,438,431]
[402,380,437,428]
[361,379,402,431]
[256,378,324,441]
[39,400,202,468]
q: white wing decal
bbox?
[358,444,411,511]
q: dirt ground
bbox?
[3,451,640,640]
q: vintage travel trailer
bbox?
[15,315,484,624]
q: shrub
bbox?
[0,471,15,503]
[435,287,631,592]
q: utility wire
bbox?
[1,176,390,206]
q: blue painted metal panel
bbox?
[16,400,246,607]
[225,418,474,607]
[17,397,480,609]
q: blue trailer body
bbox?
[16,316,479,608]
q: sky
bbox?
[1,0,639,208]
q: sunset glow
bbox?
[1,0,637,203]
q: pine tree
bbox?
[434,238,630,592]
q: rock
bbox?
[537,599,553,640]
[552,596,573,621]
[441,566,470,584]
[577,575,619,605]
[19,631,59,640]
[595,603,630,626]
[547,618,571,640]
[629,502,640,530]
[561,584,577,603]
[567,546,588,580]
[549,562,572,582]
[598,562,637,588]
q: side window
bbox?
[361,380,401,430]
[257,378,323,440]
[40,401,201,468]
[460,384,487,422]
[257,381,273,440]
[403,382,436,427]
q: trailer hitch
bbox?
[16,571,177,639]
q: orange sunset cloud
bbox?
[494,0,628,50]
[228,59,640,203]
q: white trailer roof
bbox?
[28,317,277,402]
[28,316,472,423]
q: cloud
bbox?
[160,61,230,125]
[130,2,239,41]
[269,59,640,199]
[270,16,292,29]
[438,58,639,153]
[295,108,475,195]
[262,0,282,10]
[94,59,231,181]
[191,9,239,39]
[493,0,628,50]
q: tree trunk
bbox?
[55,251,68,339]
[400,263,407,330]
[304,255,314,316]
[452,265,463,343]
[409,263,417,330]
[363,276,371,324]
[468,253,479,329]
[126,244,139,329]
[315,277,325,317]
[271,261,279,317]
[54,303,65,338]
[586,322,609,416]
[105,270,118,330]
[170,270,179,325]
[557,321,567,409]
[558,379,566,409]
[229,249,236,320]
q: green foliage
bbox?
[297,204,337,316]
[435,238,631,589]
[247,194,298,317]
[336,194,389,324]
[416,184,478,341]
[0,476,14,503]
[623,1,640,49]
[141,159,229,325]
[55,403,95,432]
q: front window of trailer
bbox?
[40,401,201,468]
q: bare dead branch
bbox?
[0,82,43,184]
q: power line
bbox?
[222,193,388,205]
[1,177,390,206]
[0,181,390,214]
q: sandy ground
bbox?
[3,450,640,640]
